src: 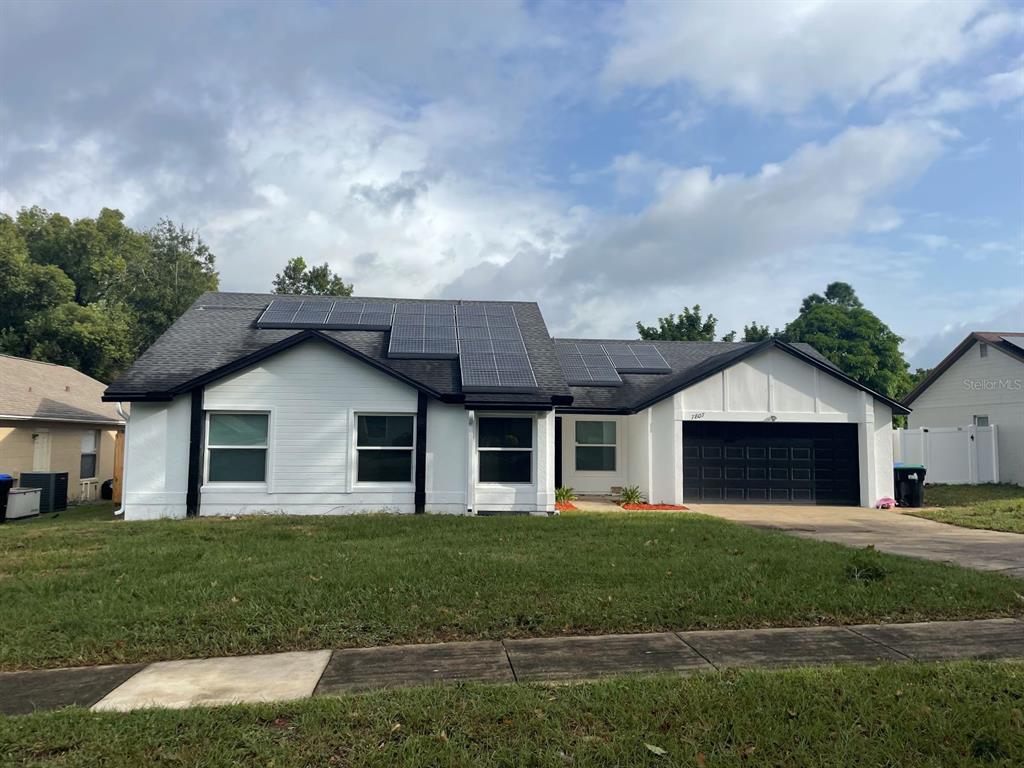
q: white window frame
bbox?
[353,412,416,488]
[973,414,990,427]
[204,410,271,486]
[574,420,617,472]
[477,415,534,485]
[80,429,99,479]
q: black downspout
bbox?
[185,388,204,518]
[554,416,563,490]
[414,391,428,514]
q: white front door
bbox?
[32,430,51,471]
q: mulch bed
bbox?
[555,502,579,511]
[620,503,689,511]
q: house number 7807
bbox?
[690,412,705,420]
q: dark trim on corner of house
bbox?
[185,388,204,518]
[414,391,428,514]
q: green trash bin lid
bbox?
[894,463,926,470]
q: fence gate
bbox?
[893,425,999,484]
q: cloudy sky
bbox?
[1,0,1021,367]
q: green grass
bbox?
[1,511,1021,671]
[2,663,1021,767]
[7,502,119,528]
[911,484,1024,534]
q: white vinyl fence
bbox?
[892,425,999,485]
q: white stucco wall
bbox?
[122,396,191,520]
[908,341,1024,485]
[426,400,470,513]
[559,413,630,494]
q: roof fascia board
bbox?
[0,414,125,425]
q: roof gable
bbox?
[0,354,123,424]
[903,332,1024,405]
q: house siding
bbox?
[0,420,119,503]
[122,397,191,519]
[908,341,1024,485]
[471,409,555,514]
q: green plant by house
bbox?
[619,485,647,505]
[555,486,576,503]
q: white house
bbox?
[104,293,905,520]
[904,332,1024,486]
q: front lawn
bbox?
[912,484,1024,534]
[2,662,1021,767]
[2,511,1021,671]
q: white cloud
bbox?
[602,0,1015,112]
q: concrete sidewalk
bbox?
[2,618,1021,716]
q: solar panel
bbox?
[293,301,332,324]
[555,343,622,386]
[257,300,302,325]
[1001,335,1024,352]
[454,304,537,391]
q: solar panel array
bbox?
[556,342,672,386]
[257,299,395,330]
[1001,335,1024,353]
[388,303,459,359]
[455,304,538,392]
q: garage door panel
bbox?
[683,421,859,506]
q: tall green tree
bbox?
[636,305,721,341]
[0,206,219,382]
[740,322,773,342]
[781,282,911,399]
[273,257,353,296]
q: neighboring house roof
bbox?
[555,338,909,415]
[903,331,1024,406]
[0,355,124,425]
[104,292,572,408]
[103,292,906,414]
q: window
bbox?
[356,415,414,483]
[478,417,532,483]
[979,342,988,358]
[575,421,616,471]
[80,430,99,479]
[973,415,990,427]
[207,413,268,482]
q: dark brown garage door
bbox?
[683,422,859,505]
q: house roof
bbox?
[104,291,906,414]
[555,338,909,414]
[103,292,572,408]
[903,331,1024,406]
[0,355,124,425]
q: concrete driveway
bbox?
[688,504,1024,579]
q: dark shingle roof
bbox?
[104,292,570,406]
[553,338,907,414]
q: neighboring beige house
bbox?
[904,332,1024,486]
[0,355,125,502]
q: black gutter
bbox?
[414,391,428,514]
[185,389,204,517]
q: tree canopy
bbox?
[636,305,722,341]
[781,282,911,399]
[0,206,218,382]
[635,282,913,400]
[272,257,353,296]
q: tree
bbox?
[273,257,353,296]
[636,305,720,341]
[0,206,219,381]
[781,282,911,399]
[124,219,219,350]
[740,322,773,342]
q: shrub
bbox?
[555,487,577,503]
[619,485,647,505]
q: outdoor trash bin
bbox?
[0,473,13,524]
[893,464,926,508]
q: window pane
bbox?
[576,446,616,471]
[358,449,412,482]
[478,418,532,449]
[357,415,414,447]
[575,421,615,445]
[81,430,98,452]
[208,448,266,482]
[479,451,531,483]
[80,453,97,479]
[209,414,268,446]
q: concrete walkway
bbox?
[2,618,1021,716]
[689,504,1024,578]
